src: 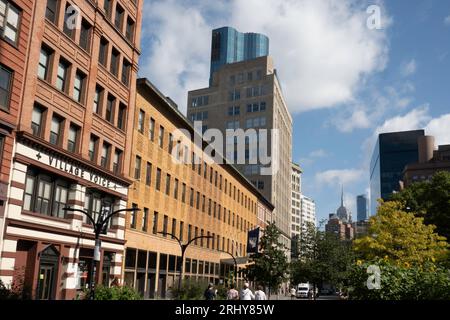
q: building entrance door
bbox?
[37,246,59,300]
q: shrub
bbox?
[89,285,143,300]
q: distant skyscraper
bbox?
[370,130,425,215]
[336,187,351,223]
[356,195,369,221]
[210,26,269,83]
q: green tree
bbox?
[353,201,449,266]
[391,171,450,241]
[244,222,288,295]
[290,222,354,295]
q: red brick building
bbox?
[0,0,142,300]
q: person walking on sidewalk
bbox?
[255,285,267,300]
[240,283,255,300]
[227,284,239,300]
[204,283,216,300]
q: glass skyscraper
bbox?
[210,26,269,83]
[369,130,424,215]
[356,195,369,221]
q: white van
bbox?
[296,283,310,298]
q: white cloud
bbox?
[315,168,365,187]
[400,59,417,77]
[425,113,450,146]
[299,149,329,166]
[444,15,450,25]
[374,105,430,135]
[140,0,390,114]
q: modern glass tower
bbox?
[369,130,425,215]
[356,195,369,221]
[210,26,269,84]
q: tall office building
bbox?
[356,194,369,222]
[290,163,301,258]
[210,27,269,84]
[188,28,292,255]
[0,0,142,299]
[370,130,424,215]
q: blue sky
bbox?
[138,0,450,222]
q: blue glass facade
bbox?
[356,195,368,221]
[369,130,424,215]
[210,27,269,83]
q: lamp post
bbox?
[157,231,213,294]
[63,205,140,300]
[219,250,238,285]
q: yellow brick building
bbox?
[123,78,273,298]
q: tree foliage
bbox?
[348,259,450,300]
[391,171,450,241]
[290,222,354,290]
[88,285,143,300]
[353,201,449,266]
[244,222,288,291]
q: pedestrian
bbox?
[240,282,255,300]
[204,283,216,300]
[227,283,239,300]
[254,285,267,300]
[290,287,296,300]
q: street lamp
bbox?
[63,205,140,300]
[157,231,213,294]
[219,250,238,286]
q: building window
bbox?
[149,118,155,140]
[0,65,12,111]
[88,135,98,162]
[126,17,135,42]
[165,174,171,195]
[134,155,141,180]
[117,103,126,130]
[145,162,152,186]
[228,106,240,116]
[189,188,194,207]
[45,0,58,24]
[103,0,112,19]
[23,169,70,219]
[179,221,184,241]
[0,0,20,45]
[101,143,111,169]
[110,48,120,77]
[152,212,158,234]
[113,149,122,174]
[105,95,115,123]
[171,218,176,239]
[163,215,168,236]
[173,178,178,199]
[79,18,92,52]
[121,59,131,86]
[181,183,186,203]
[63,3,75,39]
[49,115,63,146]
[158,126,164,148]
[38,46,52,81]
[130,203,137,229]
[155,168,161,191]
[93,85,103,115]
[138,109,144,133]
[168,133,174,154]
[99,37,109,67]
[67,124,79,153]
[83,191,114,227]
[73,71,86,103]
[142,208,148,232]
[114,4,124,30]
[56,59,70,92]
